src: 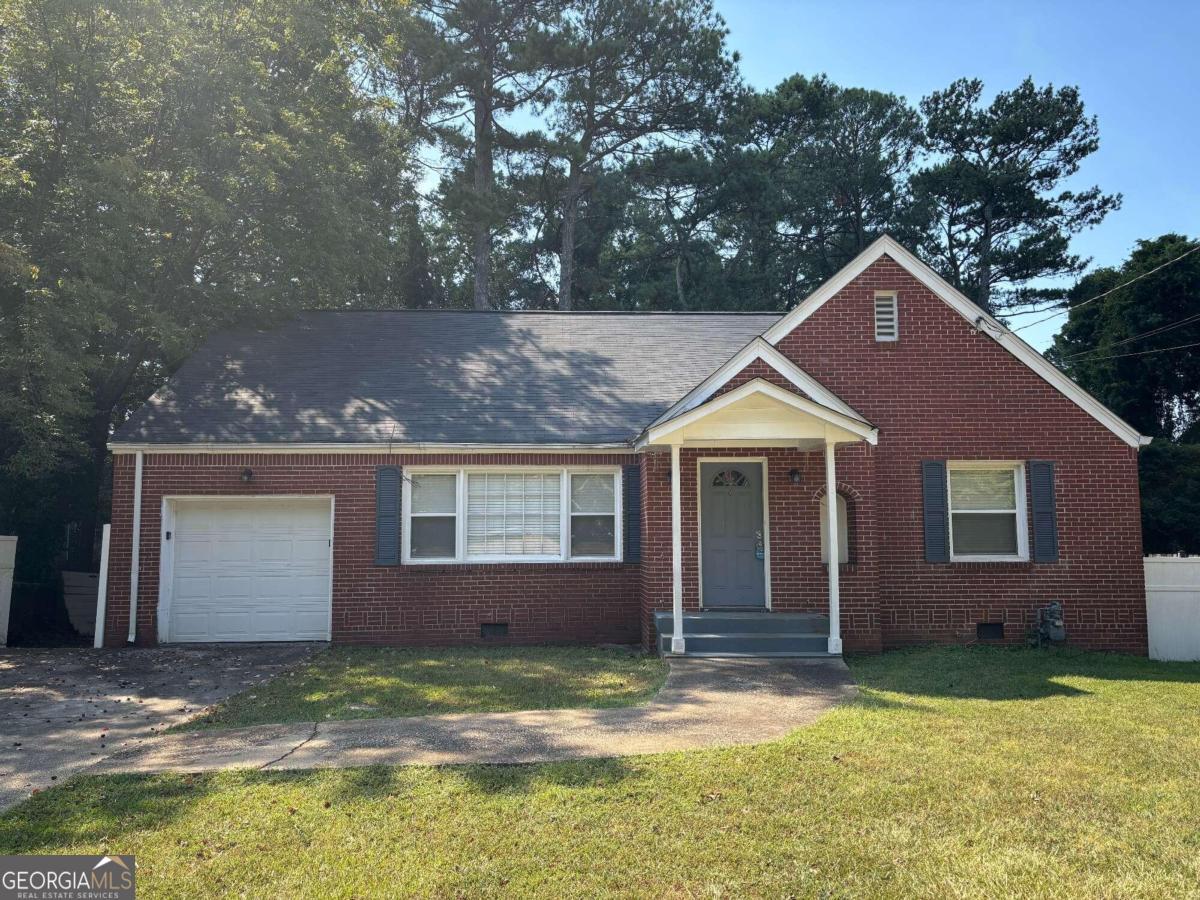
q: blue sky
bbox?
[715,0,1200,349]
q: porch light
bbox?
[240,467,255,483]
[788,468,802,485]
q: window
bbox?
[403,467,621,564]
[947,463,1028,561]
[409,473,457,559]
[570,474,616,558]
[467,472,561,557]
[820,493,850,565]
[711,469,748,488]
[874,291,898,341]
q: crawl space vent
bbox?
[480,622,509,639]
[976,622,1004,641]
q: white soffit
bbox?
[642,378,879,447]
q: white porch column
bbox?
[824,438,843,655]
[670,442,685,654]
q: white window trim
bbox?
[947,461,1029,563]
[401,466,622,565]
[874,290,898,341]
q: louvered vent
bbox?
[874,293,898,341]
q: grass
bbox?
[4,646,1200,898]
[176,645,669,730]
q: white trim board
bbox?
[640,378,879,448]
[110,442,635,455]
[761,234,1150,450]
[650,337,870,427]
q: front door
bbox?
[700,462,767,608]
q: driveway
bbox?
[0,644,318,810]
[96,657,857,775]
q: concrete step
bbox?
[653,610,836,657]
[653,611,829,637]
[656,632,830,655]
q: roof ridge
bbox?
[295,309,783,317]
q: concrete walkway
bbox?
[97,657,856,775]
[0,644,319,809]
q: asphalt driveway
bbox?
[0,643,318,810]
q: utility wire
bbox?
[1010,243,1200,334]
[1063,311,1200,359]
[1065,338,1200,363]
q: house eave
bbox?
[108,441,637,455]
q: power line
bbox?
[1067,338,1200,363]
[1063,311,1200,359]
[1010,243,1200,334]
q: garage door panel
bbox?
[292,539,330,564]
[168,499,331,642]
[214,540,255,564]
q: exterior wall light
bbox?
[240,467,255,483]
[788,468,802,485]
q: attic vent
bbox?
[874,292,898,341]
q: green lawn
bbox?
[4,647,1200,898]
[177,645,669,730]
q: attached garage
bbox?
[159,497,333,642]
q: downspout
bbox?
[127,450,143,643]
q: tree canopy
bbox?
[1,0,1141,580]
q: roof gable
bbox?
[762,236,1148,449]
[649,337,870,428]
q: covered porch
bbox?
[637,377,878,656]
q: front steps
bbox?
[653,610,836,657]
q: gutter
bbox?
[127,450,143,643]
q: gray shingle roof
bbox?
[112,311,783,446]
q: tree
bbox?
[708,76,923,309]
[1049,234,1200,440]
[912,78,1121,313]
[0,0,421,569]
[1049,234,1200,555]
[415,0,567,309]
[546,0,734,309]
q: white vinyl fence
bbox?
[1145,556,1200,661]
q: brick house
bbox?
[102,237,1150,655]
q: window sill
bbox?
[950,555,1029,564]
[394,558,626,569]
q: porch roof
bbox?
[637,378,879,448]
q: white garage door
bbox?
[168,499,332,642]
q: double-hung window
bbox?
[403,467,621,563]
[947,462,1028,561]
[408,473,458,560]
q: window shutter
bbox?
[375,466,401,565]
[622,463,642,563]
[921,460,949,563]
[1029,460,1059,563]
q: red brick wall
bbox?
[770,254,1146,653]
[104,453,640,647]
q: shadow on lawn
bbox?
[0,772,219,854]
[850,645,1200,702]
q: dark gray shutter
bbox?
[1029,460,1059,563]
[375,466,401,565]
[622,463,642,563]
[921,460,950,563]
